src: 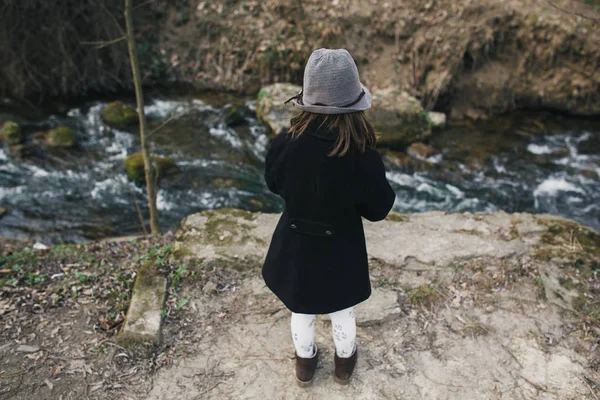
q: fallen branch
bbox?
[545,0,600,23]
[80,36,126,49]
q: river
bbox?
[0,95,598,243]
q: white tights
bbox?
[291,307,356,358]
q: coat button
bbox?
[325,230,332,236]
[291,224,297,229]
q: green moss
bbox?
[224,105,245,126]
[1,121,22,144]
[453,229,484,236]
[124,152,177,184]
[386,212,408,222]
[102,101,138,129]
[47,126,75,147]
[257,89,270,101]
[203,208,256,221]
[408,284,443,310]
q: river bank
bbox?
[2,1,599,120]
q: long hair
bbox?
[288,111,377,157]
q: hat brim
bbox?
[289,84,372,115]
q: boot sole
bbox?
[296,377,314,387]
[334,375,352,385]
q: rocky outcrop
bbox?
[151,209,600,399]
[255,83,300,136]
[0,121,22,145]
[124,152,178,184]
[102,101,138,129]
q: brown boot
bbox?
[334,347,357,385]
[295,345,318,387]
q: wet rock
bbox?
[31,131,47,145]
[428,111,447,129]
[102,101,138,129]
[224,105,246,127]
[117,262,167,350]
[367,88,431,148]
[407,142,439,159]
[256,83,301,136]
[0,121,22,144]
[47,126,75,147]
[8,144,36,159]
[381,149,431,173]
[212,178,242,189]
[0,208,7,219]
[124,152,178,184]
[579,134,600,155]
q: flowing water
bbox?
[0,95,598,243]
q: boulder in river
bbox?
[407,142,440,159]
[102,101,139,129]
[367,88,432,148]
[124,152,178,184]
[256,83,301,136]
[224,105,246,127]
[47,126,76,147]
[0,121,22,145]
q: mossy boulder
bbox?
[367,88,432,148]
[256,83,301,136]
[224,105,246,127]
[124,152,178,184]
[1,121,22,145]
[102,101,138,129]
[8,144,37,159]
[47,126,76,147]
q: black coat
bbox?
[262,122,396,314]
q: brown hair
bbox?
[288,111,377,157]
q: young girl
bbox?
[262,48,396,386]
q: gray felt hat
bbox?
[284,48,372,114]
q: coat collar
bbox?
[305,121,339,141]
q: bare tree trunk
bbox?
[124,0,159,234]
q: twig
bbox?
[80,36,126,49]
[579,376,599,400]
[544,0,600,23]
[127,186,148,235]
[147,112,186,138]
[520,375,548,392]
[193,381,223,399]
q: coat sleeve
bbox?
[264,133,288,195]
[357,149,396,222]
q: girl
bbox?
[262,48,396,386]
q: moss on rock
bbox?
[102,101,138,129]
[124,152,178,184]
[224,105,246,127]
[367,89,432,148]
[1,121,22,145]
[47,126,76,147]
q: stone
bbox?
[407,142,439,159]
[224,105,246,127]
[124,152,178,184]
[255,83,301,136]
[202,281,218,295]
[355,288,402,326]
[7,144,36,159]
[16,345,40,353]
[102,101,138,129]
[0,208,7,219]
[47,126,76,147]
[427,111,447,129]
[117,262,167,348]
[367,88,431,148]
[0,121,22,145]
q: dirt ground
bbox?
[2,210,600,399]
